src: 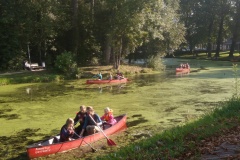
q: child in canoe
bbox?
[101,107,117,129]
[60,118,75,142]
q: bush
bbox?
[8,52,26,71]
[0,78,10,85]
[54,51,79,78]
[146,54,165,71]
[90,57,100,66]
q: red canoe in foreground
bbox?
[86,78,128,84]
[27,114,127,159]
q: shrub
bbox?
[90,57,100,66]
[0,78,10,85]
[146,54,165,71]
[54,51,78,78]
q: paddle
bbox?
[89,115,116,146]
[73,131,97,152]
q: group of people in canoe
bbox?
[93,70,124,80]
[59,105,117,142]
[178,63,190,69]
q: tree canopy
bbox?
[1,0,239,71]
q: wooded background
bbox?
[0,0,239,70]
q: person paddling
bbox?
[74,105,87,136]
[93,72,102,80]
[79,106,102,137]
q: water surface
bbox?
[0,58,237,158]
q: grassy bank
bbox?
[174,51,240,61]
[96,98,240,159]
[0,65,153,85]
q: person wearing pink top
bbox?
[101,107,117,129]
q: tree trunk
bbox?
[207,19,214,58]
[72,0,79,56]
[230,37,237,58]
[117,38,123,69]
[215,12,224,57]
[104,35,111,64]
[112,47,116,69]
[91,0,95,22]
[229,1,240,58]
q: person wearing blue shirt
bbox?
[93,72,102,80]
[98,72,102,80]
[79,106,102,137]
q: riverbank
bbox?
[96,98,240,159]
[0,64,154,85]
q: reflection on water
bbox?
[84,83,127,94]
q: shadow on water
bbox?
[0,128,42,160]
[0,108,20,120]
[82,83,129,94]
[0,127,60,160]
[127,114,148,128]
[133,73,168,87]
[0,83,130,103]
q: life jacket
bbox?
[102,112,113,121]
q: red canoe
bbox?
[86,78,128,84]
[176,68,190,73]
[27,114,127,159]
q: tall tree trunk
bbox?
[91,0,95,22]
[112,47,116,68]
[215,11,224,57]
[72,0,79,56]
[230,35,237,58]
[207,19,214,57]
[117,38,123,69]
[104,35,111,64]
[229,1,240,57]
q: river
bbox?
[0,58,237,159]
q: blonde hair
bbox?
[65,118,74,126]
[104,107,113,113]
[87,106,94,112]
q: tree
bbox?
[215,0,231,57]
[229,0,240,57]
[94,0,185,68]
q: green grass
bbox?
[0,70,64,85]
[96,98,240,159]
[0,65,154,86]
[175,51,240,61]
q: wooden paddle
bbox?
[89,115,116,146]
[73,131,97,152]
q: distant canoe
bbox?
[86,78,128,84]
[27,114,127,159]
[176,68,190,73]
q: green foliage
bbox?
[146,55,165,71]
[0,78,10,85]
[0,72,65,85]
[90,57,100,66]
[54,51,79,78]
